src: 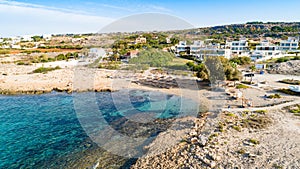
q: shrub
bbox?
[279,79,300,85]
[267,93,281,99]
[255,110,267,114]
[32,66,61,73]
[230,56,251,65]
[226,112,236,117]
[233,125,242,132]
[249,138,260,145]
[276,57,289,63]
[237,149,246,154]
[17,62,25,65]
[236,84,249,89]
[277,89,299,96]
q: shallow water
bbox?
[0,90,198,168]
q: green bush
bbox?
[279,79,300,85]
[236,84,249,89]
[249,138,260,145]
[33,66,61,73]
[17,62,25,65]
[267,93,281,99]
[277,89,299,96]
[276,57,289,63]
[255,110,267,114]
[230,56,251,65]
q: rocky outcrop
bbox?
[269,60,300,75]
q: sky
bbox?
[1,0,300,37]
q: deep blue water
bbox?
[0,90,198,169]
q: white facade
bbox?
[88,48,106,59]
[279,37,299,51]
[42,34,52,41]
[198,48,231,60]
[251,40,282,61]
[11,44,21,49]
[22,35,33,42]
[226,38,249,56]
[190,41,205,55]
[175,41,187,53]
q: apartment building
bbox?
[251,40,282,61]
[279,37,299,51]
[226,38,249,56]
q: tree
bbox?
[190,56,242,82]
[249,65,256,72]
[32,36,43,42]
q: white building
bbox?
[21,35,33,42]
[226,38,249,56]
[42,34,52,41]
[251,40,282,61]
[175,41,187,54]
[11,44,21,49]
[88,48,106,59]
[11,37,21,44]
[198,48,231,60]
[190,41,205,56]
[279,37,299,51]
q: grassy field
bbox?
[165,57,191,70]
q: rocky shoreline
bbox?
[269,60,300,75]
[130,107,300,169]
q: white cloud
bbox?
[0,0,113,37]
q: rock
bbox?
[210,161,217,168]
[198,135,208,146]
[191,137,198,144]
[190,131,198,136]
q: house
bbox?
[42,34,52,41]
[88,48,105,58]
[121,50,139,59]
[198,48,231,60]
[175,41,187,54]
[226,38,249,56]
[12,37,21,44]
[135,37,147,44]
[21,35,33,42]
[279,37,299,51]
[190,41,205,56]
[251,40,282,61]
[166,38,171,44]
[11,44,21,49]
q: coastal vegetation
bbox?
[289,105,300,116]
[15,52,79,65]
[229,56,251,65]
[278,79,300,85]
[32,66,61,73]
[236,84,250,89]
[267,93,282,99]
[277,88,300,96]
[129,49,174,67]
[186,56,242,81]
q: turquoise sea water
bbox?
[0,90,198,168]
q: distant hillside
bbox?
[185,22,300,41]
